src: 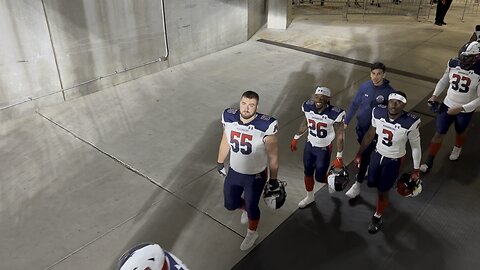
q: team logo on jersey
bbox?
[332,106,342,112]
[376,95,385,104]
[227,108,238,114]
[394,123,402,129]
[260,115,271,121]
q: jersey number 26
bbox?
[308,119,328,138]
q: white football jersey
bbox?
[222,108,278,175]
[371,105,421,159]
[302,101,345,147]
[434,59,480,112]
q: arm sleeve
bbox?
[344,89,362,125]
[370,107,377,128]
[462,83,480,112]
[408,119,422,169]
[432,65,450,96]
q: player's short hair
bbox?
[371,62,386,72]
[241,91,260,102]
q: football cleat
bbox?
[449,146,462,161]
[298,192,315,209]
[240,211,248,225]
[240,230,258,251]
[345,181,361,198]
[368,216,383,234]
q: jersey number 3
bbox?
[382,129,393,147]
[230,131,252,154]
[451,74,471,93]
[308,120,328,138]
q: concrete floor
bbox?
[1,5,478,270]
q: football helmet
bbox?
[396,173,422,197]
[458,41,480,70]
[118,243,165,270]
[263,179,287,209]
[327,165,350,192]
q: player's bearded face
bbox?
[370,69,384,86]
[314,94,329,110]
[240,97,258,120]
[388,99,405,117]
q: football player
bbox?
[420,41,480,173]
[117,243,188,270]
[344,62,396,198]
[356,91,421,233]
[290,86,345,208]
[217,90,279,251]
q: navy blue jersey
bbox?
[345,79,396,130]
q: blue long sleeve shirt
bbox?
[344,79,396,133]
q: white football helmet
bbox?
[327,166,350,192]
[459,41,480,69]
[118,243,165,270]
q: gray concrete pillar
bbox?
[267,0,292,29]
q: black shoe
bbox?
[434,22,443,26]
[368,216,383,234]
[377,3,381,7]
[442,21,447,25]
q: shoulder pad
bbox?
[331,106,343,113]
[260,114,271,121]
[226,108,238,114]
[406,112,419,120]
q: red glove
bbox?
[333,157,344,168]
[354,153,361,169]
[411,169,420,181]
[290,138,298,152]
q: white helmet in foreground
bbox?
[118,243,189,270]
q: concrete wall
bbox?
[0,0,268,121]
[0,0,63,120]
[248,0,268,39]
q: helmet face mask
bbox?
[396,173,422,197]
[263,179,287,209]
[327,166,350,192]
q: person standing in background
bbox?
[344,62,396,199]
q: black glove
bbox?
[217,162,226,176]
[428,101,440,114]
[267,179,280,191]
